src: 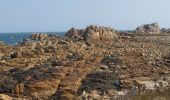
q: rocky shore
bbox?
[0,23,170,100]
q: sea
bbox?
[0,32,64,45]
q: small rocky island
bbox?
[0,23,170,100]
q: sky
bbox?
[0,0,170,32]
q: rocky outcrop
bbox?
[84,25,118,40]
[65,25,118,41]
[135,23,160,34]
[161,28,170,33]
[30,33,48,41]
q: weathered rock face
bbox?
[135,23,160,34]
[84,25,118,41]
[78,71,118,92]
[65,25,118,41]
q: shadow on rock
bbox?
[77,71,121,95]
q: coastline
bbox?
[0,24,170,100]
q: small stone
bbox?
[100,65,109,70]
[121,65,127,69]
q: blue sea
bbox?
[0,32,64,45]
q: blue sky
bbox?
[0,0,170,32]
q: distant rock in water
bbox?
[135,23,160,34]
[65,25,118,41]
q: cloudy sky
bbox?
[0,0,169,32]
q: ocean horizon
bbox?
[0,32,65,45]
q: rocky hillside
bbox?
[0,25,170,100]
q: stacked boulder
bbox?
[135,23,160,34]
[65,25,118,41]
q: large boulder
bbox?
[65,27,85,39]
[65,25,118,41]
[84,25,118,40]
[30,33,48,41]
[0,94,12,100]
[38,33,48,41]
[135,23,160,34]
[29,33,39,40]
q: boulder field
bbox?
[0,25,170,100]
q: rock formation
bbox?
[135,23,160,34]
[30,33,48,41]
[84,25,118,40]
[161,28,170,33]
[65,27,85,39]
[65,25,118,41]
